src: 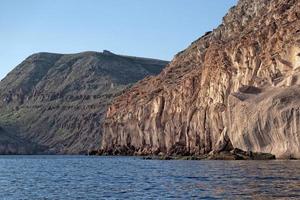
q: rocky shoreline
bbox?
[89,148,276,160]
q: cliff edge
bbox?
[102,0,300,159]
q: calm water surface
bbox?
[0,156,299,199]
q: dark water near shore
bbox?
[0,156,299,199]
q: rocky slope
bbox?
[101,0,300,159]
[0,125,41,154]
[0,51,168,154]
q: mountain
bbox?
[101,0,300,159]
[0,125,41,154]
[0,51,168,154]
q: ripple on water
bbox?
[0,156,299,199]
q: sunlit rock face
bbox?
[102,0,300,158]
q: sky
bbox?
[0,0,237,80]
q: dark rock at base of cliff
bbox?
[97,145,137,156]
[167,143,193,156]
[98,145,276,160]
[208,148,276,160]
[142,149,275,160]
[86,150,99,156]
[142,155,208,160]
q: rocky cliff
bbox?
[102,0,300,159]
[0,51,168,154]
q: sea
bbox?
[0,156,299,199]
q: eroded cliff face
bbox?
[102,0,300,158]
[0,51,168,154]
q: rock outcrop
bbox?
[0,51,168,154]
[102,0,300,159]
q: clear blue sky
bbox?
[0,0,237,80]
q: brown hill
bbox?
[0,51,168,154]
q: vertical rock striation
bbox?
[102,0,300,158]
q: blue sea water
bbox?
[0,156,299,199]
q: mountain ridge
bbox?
[0,50,168,154]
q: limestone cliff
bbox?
[0,51,168,154]
[102,0,300,159]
